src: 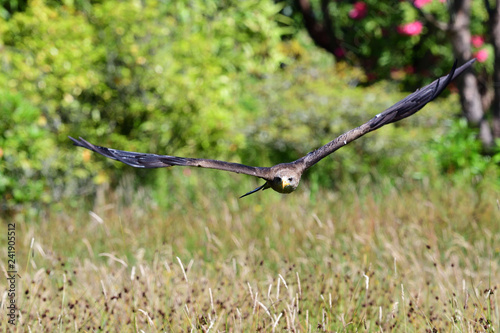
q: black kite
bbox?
[70,59,475,197]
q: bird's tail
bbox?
[240,182,270,198]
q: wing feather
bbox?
[69,137,271,179]
[297,59,476,170]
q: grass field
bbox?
[1,176,498,332]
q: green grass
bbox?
[1,176,499,332]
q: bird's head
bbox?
[239,166,302,198]
[269,169,301,194]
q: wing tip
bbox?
[68,136,83,147]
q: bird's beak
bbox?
[282,179,291,189]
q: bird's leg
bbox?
[239,182,270,198]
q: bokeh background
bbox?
[0,0,499,331]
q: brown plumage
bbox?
[70,59,475,198]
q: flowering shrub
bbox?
[474,49,489,63]
[414,0,433,9]
[471,34,489,63]
[293,0,489,85]
[471,35,485,48]
[397,21,423,36]
[349,2,368,20]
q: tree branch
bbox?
[294,0,337,54]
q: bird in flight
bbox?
[71,59,475,198]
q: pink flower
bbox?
[366,72,377,81]
[471,35,484,48]
[414,0,432,8]
[404,65,415,74]
[349,2,368,20]
[334,47,346,58]
[397,21,423,36]
[474,49,489,63]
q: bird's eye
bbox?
[288,177,293,181]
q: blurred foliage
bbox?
[418,118,500,183]
[0,0,286,209]
[237,46,486,189]
[0,91,53,208]
[0,0,28,19]
[0,0,498,211]
[281,0,491,87]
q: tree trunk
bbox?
[449,0,493,147]
[294,0,497,148]
[294,0,336,54]
[491,0,500,139]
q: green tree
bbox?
[289,0,499,148]
[0,0,286,208]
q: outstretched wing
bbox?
[70,137,271,179]
[297,59,476,170]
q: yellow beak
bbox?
[282,179,291,189]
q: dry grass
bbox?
[1,178,499,332]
